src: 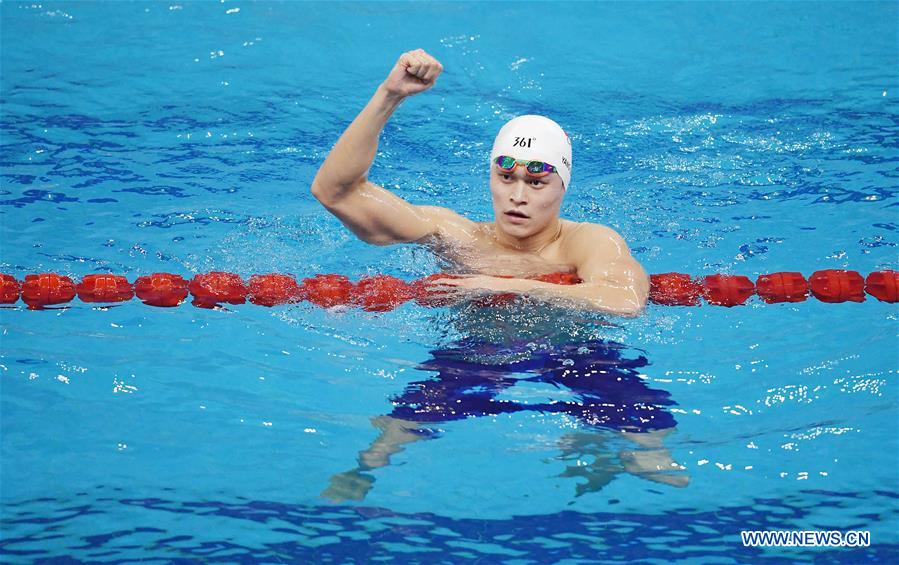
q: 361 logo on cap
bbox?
[513,136,534,148]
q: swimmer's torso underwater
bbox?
[322,293,688,501]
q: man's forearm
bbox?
[472,276,648,316]
[311,85,404,202]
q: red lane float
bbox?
[702,275,756,307]
[1,274,21,304]
[76,274,134,303]
[303,274,353,308]
[534,272,583,285]
[865,270,898,303]
[248,274,302,307]
[809,270,865,303]
[188,272,248,308]
[755,272,808,303]
[353,275,415,312]
[412,274,461,307]
[1,269,897,310]
[21,273,76,309]
[134,273,189,307]
[649,273,702,306]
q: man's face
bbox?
[489,162,565,239]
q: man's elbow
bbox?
[603,299,645,318]
[310,180,333,206]
[618,276,650,317]
[617,301,646,318]
[622,290,650,317]
[310,178,357,208]
[588,291,647,317]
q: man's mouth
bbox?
[505,210,529,219]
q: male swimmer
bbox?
[311,49,649,316]
[314,50,688,502]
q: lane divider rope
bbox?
[0,270,895,311]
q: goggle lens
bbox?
[526,161,545,174]
[497,156,517,170]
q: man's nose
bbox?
[509,181,528,203]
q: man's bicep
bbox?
[584,255,649,295]
[416,205,478,243]
[570,225,649,292]
[578,251,646,286]
[319,180,437,245]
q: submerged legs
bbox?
[619,429,690,488]
[321,416,429,502]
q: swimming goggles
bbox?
[493,155,557,177]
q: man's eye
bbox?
[530,179,543,186]
[501,174,512,180]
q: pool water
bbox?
[1,1,897,562]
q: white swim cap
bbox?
[490,115,572,189]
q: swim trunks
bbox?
[388,339,677,433]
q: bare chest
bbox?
[432,226,577,278]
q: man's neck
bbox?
[491,219,563,254]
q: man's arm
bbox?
[433,224,649,316]
[311,49,447,245]
[559,223,649,315]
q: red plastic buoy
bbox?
[702,275,755,307]
[248,274,302,307]
[76,274,134,303]
[353,275,414,312]
[134,273,189,307]
[864,270,898,303]
[534,272,583,285]
[302,274,353,308]
[649,273,702,306]
[188,272,247,308]
[808,270,865,303]
[21,273,76,309]
[1,274,21,304]
[413,273,462,307]
[755,272,809,304]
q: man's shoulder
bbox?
[557,221,646,289]
[563,221,628,247]
[559,221,633,266]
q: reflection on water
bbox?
[324,301,689,501]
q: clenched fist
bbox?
[382,49,443,99]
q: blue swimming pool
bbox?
[1,1,897,562]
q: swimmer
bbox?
[313,50,681,503]
[311,49,649,316]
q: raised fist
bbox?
[382,49,443,98]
